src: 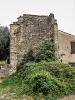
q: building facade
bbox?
[10,13,75,74]
[3,13,75,75]
[58,30,75,65]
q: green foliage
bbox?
[17,50,35,70]
[0,40,75,100]
[0,24,75,100]
[43,62,75,80]
[29,71,67,97]
[22,50,35,63]
[19,41,57,68]
[1,61,75,100]
[0,25,10,60]
[35,41,57,62]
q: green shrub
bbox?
[28,71,67,96]
[35,41,57,62]
[18,41,57,70]
[46,62,75,80]
[1,61,75,100]
[1,40,75,100]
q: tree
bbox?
[0,25,10,61]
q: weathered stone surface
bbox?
[0,13,75,77]
[0,61,10,78]
[10,13,58,74]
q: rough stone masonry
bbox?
[10,13,59,75]
[0,13,75,78]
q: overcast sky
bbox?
[0,0,74,35]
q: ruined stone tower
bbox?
[10,13,59,74]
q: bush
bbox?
[15,61,75,99]
[35,41,57,62]
[28,71,67,97]
[1,61,75,100]
[43,62,75,80]
[23,50,35,63]
[18,41,57,67]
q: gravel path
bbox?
[59,95,75,100]
[0,87,75,100]
[0,87,33,100]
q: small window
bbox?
[71,42,75,54]
[69,62,75,67]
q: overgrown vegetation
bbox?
[0,41,75,100]
[18,41,57,70]
[0,62,75,100]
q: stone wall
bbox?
[10,13,58,74]
[0,13,75,77]
[0,61,10,78]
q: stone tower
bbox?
[10,13,59,74]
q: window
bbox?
[69,62,75,67]
[71,42,75,54]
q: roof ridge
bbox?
[58,30,75,37]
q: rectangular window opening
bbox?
[71,42,75,54]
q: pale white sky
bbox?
[0,0,74,35]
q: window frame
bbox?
[69,62,75,67]
[70,41,75,54]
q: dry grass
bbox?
[0,87,33,100]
